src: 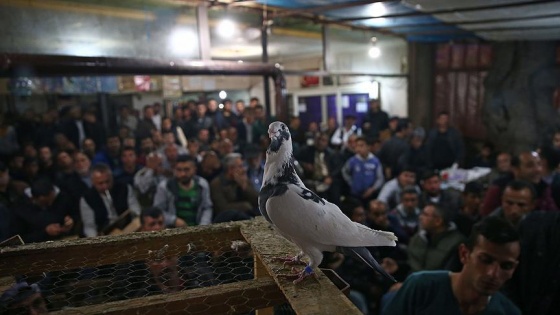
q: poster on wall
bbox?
[163,76,182,99]
[134,76,151,91]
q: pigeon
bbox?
[259,121,398,283]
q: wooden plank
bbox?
[255,256,275,315]
[240,217,362,315]
[0,222,244,277]
[49,278,285,315]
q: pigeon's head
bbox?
[267,121,291,154]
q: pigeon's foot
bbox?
[272,255,307,266]
[277,266,316,284]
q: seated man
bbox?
[153,155,213,227]
[383,216,521,315]
[11,178,77,243]
[377,166,420,210]
[80,163,141,237]
[489,180,535,228]
[210,153,258,220]
[418,170,462,218]
[388,186,422,244]
[407,203,465,272]
[454,181,484,237]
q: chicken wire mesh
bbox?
[0,222,287,315]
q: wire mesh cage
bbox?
[0,218,360,315]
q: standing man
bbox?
[383,216,521,315]
[425,111,465,170]
[153,155,213,228]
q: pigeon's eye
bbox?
[282,124,286,130]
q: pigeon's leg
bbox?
[272,251,306,266]
[277,265,317,284]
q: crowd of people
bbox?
[0,97,559,314]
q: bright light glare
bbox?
[369,46,381,58]
[369,3,386,17]
[219,90,227,99]
[369,81,380,99]
[219,103,224,109]
[169,28,196,55]
[217,19,237,38]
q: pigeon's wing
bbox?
[266,184,396,248]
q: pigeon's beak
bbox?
[268,129,279,139]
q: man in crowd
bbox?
[383,216,521,315]
[153,155,213,228]
[80,163,141,237]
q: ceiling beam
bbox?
[384,11,560,30]
[336,0,557,22]
[401,24,560,36]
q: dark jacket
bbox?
[83,182,130,233]
[425,127,465,169]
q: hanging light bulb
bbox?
[368,37,381,59]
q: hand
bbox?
[381,257,399,274]
[302,162,314,172]
[362,187,376,199]
[61,216,74,232]
[45,223,62,236]
[324,176,333,186]
[146,153,163,171]
[388,282,403,292]
[175,218,187,227]
[233,172,249,190]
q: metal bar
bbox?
[0,54,283,78]
[386,11,560,30]
[197,3,212,61]
[400,23,560,36]
[269,0,397,18]
[283,70,408,78]
[336,0,557,22]
[262,12,271,119]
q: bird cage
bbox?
[0,217,360,315]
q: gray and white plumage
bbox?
[259,121,398,282]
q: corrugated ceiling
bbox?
[253,0,560,42]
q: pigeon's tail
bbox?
[355,224,398,247]
[338,246,397,283]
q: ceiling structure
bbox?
[220,0,560,42]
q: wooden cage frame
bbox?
[0,217,361,314]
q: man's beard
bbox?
[180,177,192,185]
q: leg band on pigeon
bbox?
[304,265,313,274]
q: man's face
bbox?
[515,152,542,184]
[501,187,533,226]
[398,171,416,187]
[91,171,112,192]
[208,100,218,112]
[84,139,96,153]
[419,205,441,231]
[174,161,196,185]
[107,137,121,154]
[553,132,560,150]
[315,135,329,151]
[36,190,56,208]
[141,138,154,154]
[460,236,520,296]
[401,192,419,212]
[198,129,209,143]
[121,150,137,167]
[38,147,52,163]
[463,192,482,213]
[496,153,511,173]
[163,133,175,146]
[351,206,367,225]
[144,107,154,119]
[57,152,73,169]
[235,101,245,113]
[422,176,441,196]
[355,140,369,157]
[368,201,388,228]
[227,157,245,179]
[74,153,91,175]
[164,145,179,163]
[142,215,164,232]
[437,114,449,129]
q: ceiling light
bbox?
[217,19,237,38]
[368,37,381,58]
[219,90,227,99]
[219,103,224,109]
[369,3,386,17]
[169,28,196,55]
